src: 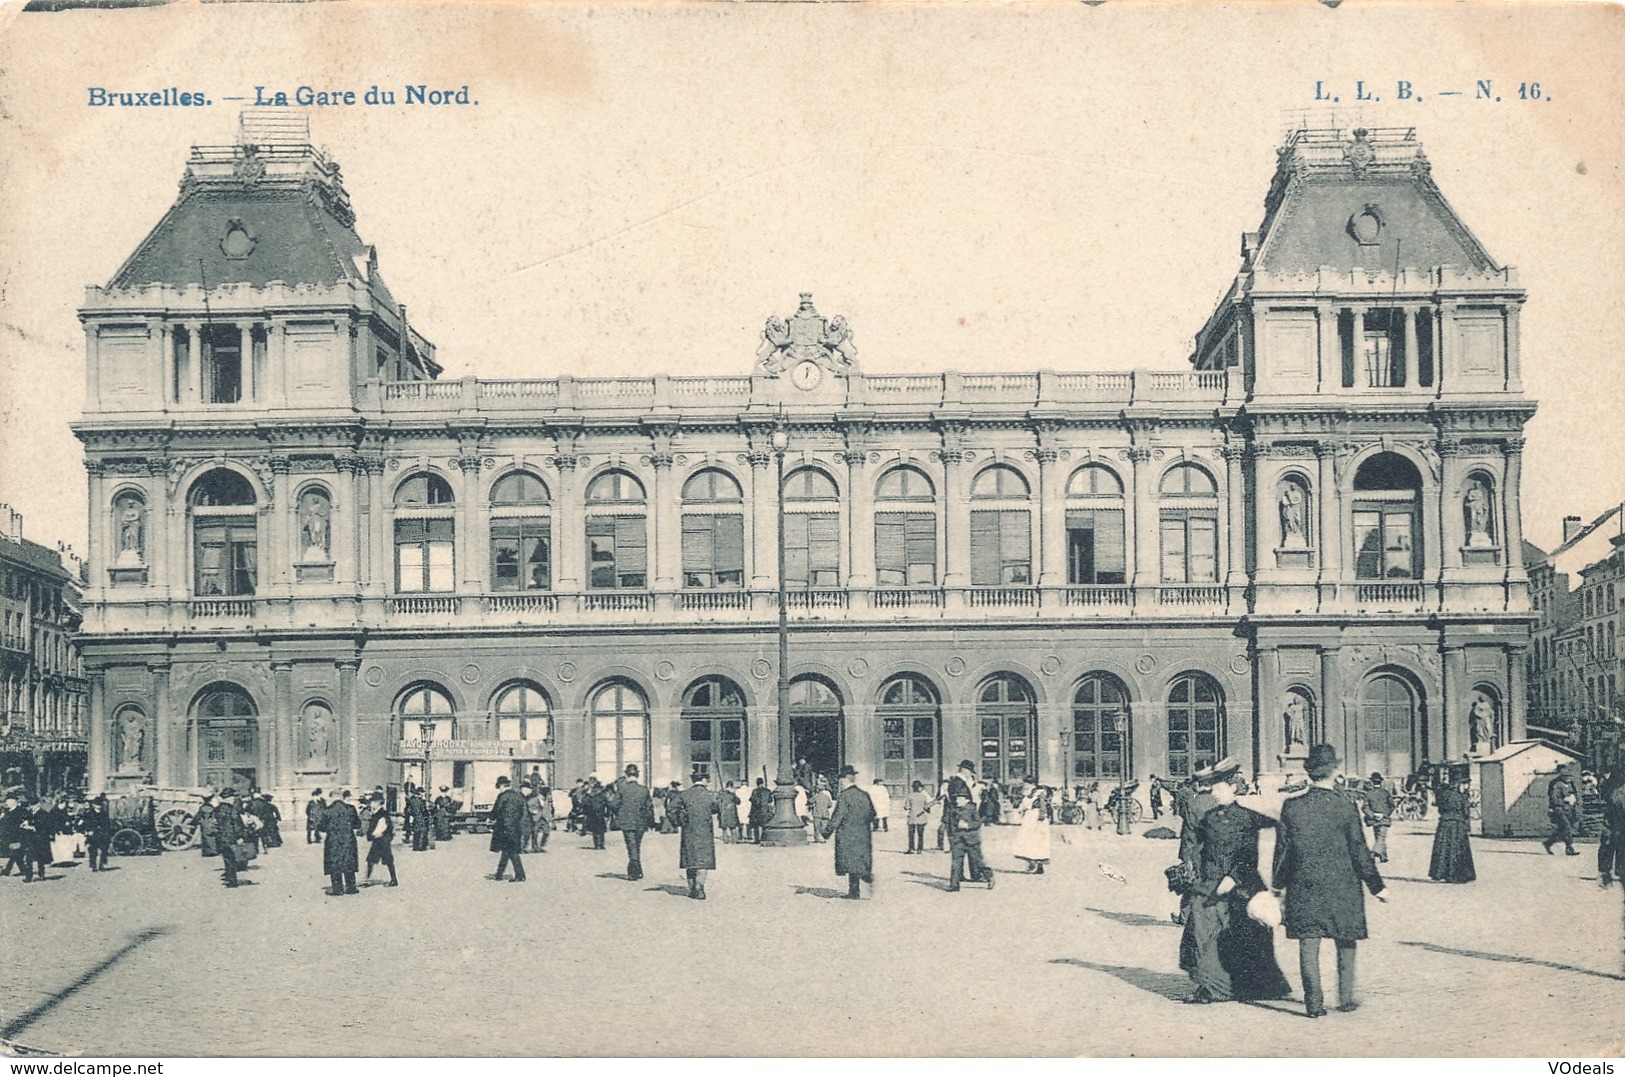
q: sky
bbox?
[1,2,1621,558]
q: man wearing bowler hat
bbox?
[489,775,528,882]
[946,760,994,892]
[824,765,877,899]
[1273,743,1388,1018]
[610,763,656,881]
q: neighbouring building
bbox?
[73,116,1536,812]
[0,504,89,796]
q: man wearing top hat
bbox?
[83,793,113,872]
[609,763,656,881]
[824,765,877,899]
[1272,743,1388,1018]
[215,788,248,889]
[673,770,718,899]
[1,791,35,880]
[946,766,994,892]
[320,789,362,896]
[489,775,528,882]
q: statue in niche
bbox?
[1464,479,1494,547]
[119,713,145,770]
[298,490,331,561]
[1283,692,1311,749]
[303,703,333,768]
[1469,692,1498,753]
[115,496,145,567]
[1278,481,1308,549]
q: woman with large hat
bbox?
[1176,757,1292,1005]
[1428,764,1477,884]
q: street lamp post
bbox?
[762,420,807,845]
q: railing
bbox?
[671,376,753,402]
[871,588,943,610]
[1145,371,1226,393]
[388,596,460,615]
[681,590,750,613]
[1064,586,1133,607]
[1157,586,1225,606]
[480,380,559,401]
[1053,371,1134,397]
[961,373,1039,399]
[1354,582,1426,606]
[864,375,941,400]
[583,591,654,613]
[576,378,655,401]
[483,593,558,614]
[784,589,850,611]
[188,598,257,618]
[384,381,460,402]
[967,587,1038,608]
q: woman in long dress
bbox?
[1428,775,1477,883]
[1178,761,1293,1005]
[1013,781,1052,874]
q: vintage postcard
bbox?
[0,0,1621,1061]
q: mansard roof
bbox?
[1250,126,1502,276]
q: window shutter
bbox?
[1001,511,1030,582]
[1097,509,1126,577]
[875,514,906,580]
[784,514,810,586]
[716,515,745,574]
[617,516,647,575]
[682,515,713,574]
[1161,516,1186,583]
[1190,516,1218,582]
[905,513,936,566]
[970,511,1000,586]
[808,513,840,576]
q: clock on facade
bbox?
[791,361,823,390]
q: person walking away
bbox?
[1273,744,1388,1018]
[260,792,284,849]
[611,764,657,881]
[1013,781,1052,874]
[809,780,833,843]
[869,778,892,833]
[717,781,741,843]
[825,765,876,898]
[433,787,456,842]
[1362,772,1394,863]
[1428,769,1476,883]
[1,793,35,880]
[1149,778,1165,821]
[215,788,248,889]
[1544,767,1582,856]
[304,789,325,844]
[83,793,113,871]
[581,778,610,850]
[673,772,718,899]
[518,782,538,854]
[748,778,774,843]
[904,781,932,854]
[525,784,549,853]
[1175,758,1290,1005]
[364,792,398,887]
[979,783,1002,826]
[407,786,432,852]
[197,790,221,860]
[1597,767,1625,887]
[489,775,528,882]
[320,789,361,895]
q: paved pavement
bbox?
[1,816,1621,1057]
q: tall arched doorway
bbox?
[1359,673,1420,778]
[682,676,747,785]
[878,674,941,797]
[590,680,650,783]
[976,673,1037,784]
[194,684,259,791]
[788,676,844,789]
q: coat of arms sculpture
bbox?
[757,293,857,374]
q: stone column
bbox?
[368,460,390,598]
[151,662,171,786]
[1128,448,1157,600]
[1221,445,1248,598]
[272,661,294,791]
[552,457,582,607]
[1318,302,1340,391]
[844,451,874,593]
[457,455,482,594]
[158,323,174,405]
[1503,437,1528,585]
[747,451,775,597]
[1440,645,1465,761]
[188,322,203,403]
[239,322,255,402]
[650,453,678,609]
[1035,448,1065,590]
[338,660,360,788]
[337,455,362,588]
[1433,302,1451,395]
[1505,303,1522,391]
[88,669,107,792]
[269,320,286,407]
[940,449,970,590]
[1315,444,1340,591]
[268,456,291,589]
[1506,644,1529,742]
[1319,646,1345,763]
[1403,306,1420,389]
[1350,306,1368,386]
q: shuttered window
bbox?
[875,512,936,586]
[1066,509,1126,585]
[682,514,745,588]
[785,513,839,588]
[970,510,1031,586]
[586,516,647,589]
[1160,513,1217,583]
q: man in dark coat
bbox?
[747,778,774,843]
[1,792,35,880]
[320,790,361,895]
[673,773,718,899]
[1597,769,1625,887]
[610,764,657,881]
[946,787,993,892]
[1544,767,1581,856]
[489,775,527,882]
[1272,744,1388,1019]
[363,792,398,886]
[305,788,326,844]
[1362,772,1395,864]
[216,788,248,889]
[824,766,877,899]
[83,794,113,871]
[407,786,432,852]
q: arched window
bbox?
[591,680,650,782]
[875,467,937,587]
[189,469,258,596]
[1353,453,1422,580]
[1359,673,1418,778]
[394,473,455,593]
[194,684,259,792]
[976,673,1036,784]
[1071,674,1130,781]
[784,468,840,589]
[683,676,747,784]
[971,466,1032,586]
[1165,672,1224,778]
[682,470,745,589]
[877,674,938,795]
[1159,464,1219,584]
[492,682,551,742]
[585,470,647,591]
[490,472,551,593]
[1066,464,1126,585]
[397,683,456,742]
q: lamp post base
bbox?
[760,777,808,846]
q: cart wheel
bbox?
[156,808,197,850]
[110,828,144,857]
[1127,799,1144,825]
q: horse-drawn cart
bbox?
[107,786,210,855]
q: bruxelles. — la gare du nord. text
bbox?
[84,85,475,107]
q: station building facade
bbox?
[74,121,1535,809]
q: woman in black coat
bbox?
[1428,777,1476,883]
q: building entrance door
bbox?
[788,677,843,789]
[199,719,258,792]
[1360,674,1418,779]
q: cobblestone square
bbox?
[2,819,1620,1057]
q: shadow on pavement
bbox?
[1,927,171,1041]
[1050,958,1190,1002]
[595,872,631,881]
[1397,940,1625,981]
[1086,906,1180,930]
[642,884,691,898]
[1237,999,1311,1019]
[793,886,847,900]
